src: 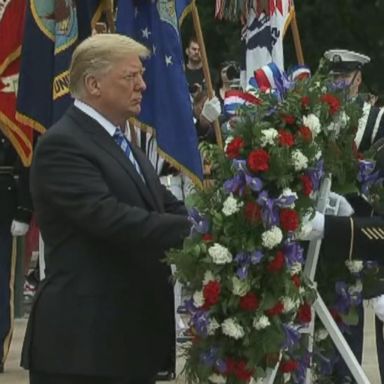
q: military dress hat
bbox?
[324,49,371,74]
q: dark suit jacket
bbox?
[21,106,191,379]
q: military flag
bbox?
[16,0,102,133]
[116,0,203,185]
[240,0,294,89]
[0,0,33,166]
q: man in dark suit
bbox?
[21,33,191,384]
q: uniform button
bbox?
[8,187,12,190]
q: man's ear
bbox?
[84,74,100,96]
[355,71,362,88]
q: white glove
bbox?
[201,96,221,123]
[296,211,324,241]
[10,220,29,236]
[372,295,384,322]
[327,192,354,217]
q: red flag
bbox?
[0,0,33,166]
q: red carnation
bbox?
[244,201,261,223]
[282,114,296,125]
[280,208,300,232]
[291,274,301,288]
[330,308,343,324]
[202,233,214,242]
[300,174,313,196]
[278,130,294,147]
[267,251,285,272]
[297,302,312,323]
[203,280,221,308]
[234,360,253,381]
[320,93,341,114]
[280,359,299,373]
[240,292,260,311]
[265,301,284,316]
[226,137,245,159]
[301,96,310,108]
[247,149,270,173]
[298,125,312,142]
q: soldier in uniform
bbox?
[0,130,32,373]
[324,49,384,152]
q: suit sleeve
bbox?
[32,133,190,252]
[324,215,384,264]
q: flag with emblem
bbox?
[0,0,34,166]
[116,0,203,186]
[240,0,294,89]
[16,0,103,133]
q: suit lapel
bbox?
[67,107,158,211]
[130,145,164,212]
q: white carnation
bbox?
[207,318,220,335]
[232,276,250,296]
[315,149,322,160]
[345,260,364,274]
[253,315,271,330]
[222,318,245,339]
[209,373,227,384]
[262,226,283,249]
[292,149,309,171]
[193,291,204,307]
[222,194,243,216]
[282,296,298,313]
[348,280,363,295]
[280,188,298,208]
[339,111,350,128]
[260,128,278,147]
[203,270,216,285]
[315,328,329,342]
[290,262,302,275]
[303,114,321,136]
[208,243,232,264]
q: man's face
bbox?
[186,42,201,64]
[333,70,361,97]
[96,54,146,123]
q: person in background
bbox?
[21,33,191,384]
[185,36,204,97]
[0,130,32,374]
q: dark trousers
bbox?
[29,371,156,384]
[0,225,14,367]
[375,316,384,382]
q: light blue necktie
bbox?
[113,128,145,182]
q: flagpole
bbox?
[191,3,224,149]
[104,0,115,33]
[290,11,304,65]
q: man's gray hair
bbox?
[69,33,150,98]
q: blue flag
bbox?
[116,0,203,185]
[16,0,102,133]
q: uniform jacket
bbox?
[21,106,191,379]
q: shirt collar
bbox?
[74,99,118,136]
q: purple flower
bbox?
[224,173,246,196]
[188,208,209,235]
[200,347,218,367]
[215,358,227,374]
[257,190,297,228]
[293,351,311,384]
[250,250,264,264]
[308,160,324,191]
[283,241,304,267]
[334,281,351,314]
[224,166,263,196]
[234,250,264,279]
[191,310,210,337]
[282,324,301,351]
[314,350,338,376]
[357,160,380,195]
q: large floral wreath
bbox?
[167,65,381,383]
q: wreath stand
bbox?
[264,177,371,384]
[304,177,370,383]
